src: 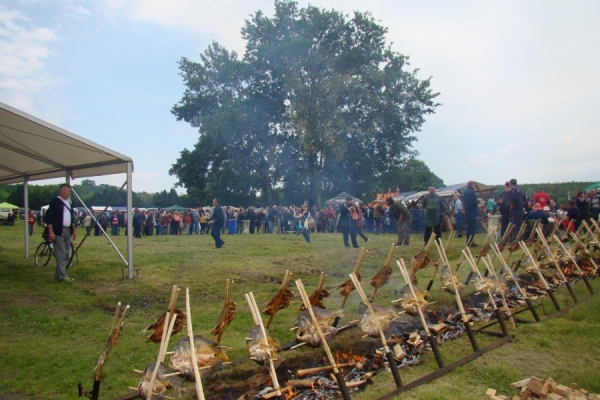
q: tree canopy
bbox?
[171,0,440,206]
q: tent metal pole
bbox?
[24,177,29,258]
[70,187,128,267]
[126,161,133,279]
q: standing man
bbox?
[133,208,144,238]
[340,196,359,248]
[454,193,464,238]
[45,183,76,283]
[373,200,385,235]
[498,182,511,239]
[463,181,479,247]
[386,197,412,246]
[533,187,551,209]
[422,186,445,245]
[208,198,225,248]
[507,178,525,242]
[28,210,35,236]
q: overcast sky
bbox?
[1,0,599,193]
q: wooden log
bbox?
[297,362,356,378]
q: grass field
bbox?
[0,225,599,400]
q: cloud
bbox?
[0,5,61,112]
[100,0,274,53]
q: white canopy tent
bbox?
[0,102,135,278]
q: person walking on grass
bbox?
[44,183,76,284]
[386,197,411,246]
[208,198,225,249]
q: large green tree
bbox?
[171,0,439,205]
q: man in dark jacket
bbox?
[463,181,479,247]
[423,186,445,245]
[340,196,358,248]
[386,197,412,245]
[507,178,525,241]
[45,184,76,283]
[209,198,225,248]
[133,208,145,238]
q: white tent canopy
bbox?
[0,102,135,278]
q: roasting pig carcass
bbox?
[398,284,429,316]
[143,309,185,343]
[294,308,343,347]
[245,325,282,368]
[359,304,398,338]
[440,265,464,294]
[169,335,229,380]
[138,362,184,399]
[338,273,361,297]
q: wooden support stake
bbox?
[185,288,205,400]
[295,279,352,400]
[483,256,516,328]
[247,292,283,400]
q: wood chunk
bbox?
[486,388,497,396]
[512,396,522,400]
[431,323,447,334]
[393,343,406,361]
[526,376,545,396]
[511,378,531,389]
[541,380,552,396]
[546,394,563,400]
[489,396,504,400]
[554,385,569,396]
[520,389,532,400]
[409,331,419,341]
[497,396,510,400]
[579,389,589,395]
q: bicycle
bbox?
[35,240,75,268]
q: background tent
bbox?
[163,205,189,211]
[324,192,364,206]
[583,182,600,192]
[436,181,496,201]
[0,202,18,209]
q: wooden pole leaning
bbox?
[455,235,475,272]
[569,232,600,271]
[334,248,368,327]
[349,272,403,387]
[519,242,561,312]
[505,223,528,263]
[536,228,578,304]
[246,292,285,400]
[463,249,508,337]
[185,288,205,400]
[482,256,516,328]
[295,279,352,400]
[370,243,397,301]
[491,243,540,322]
[147,286,180,400]
[427,232,454,292]
[552,234,594,294]
[465,228,496,284]
[396,260,444,369]
[434,240,479,352]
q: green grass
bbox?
[0,225,599,399]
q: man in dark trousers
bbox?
[45,183,76,283]
[386,197,412,245]
[209,198,225,248]
[463,180,479,247]
[133,208,145,238]
[423,186,445,245]
[339,196,358,248]
[507,178,525,241]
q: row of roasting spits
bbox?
[126,219,599,399]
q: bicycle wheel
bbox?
[66,243,75,269]
[35,242,52,267]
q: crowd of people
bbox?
[56,181,600,252]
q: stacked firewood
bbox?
[486,376,600,400]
